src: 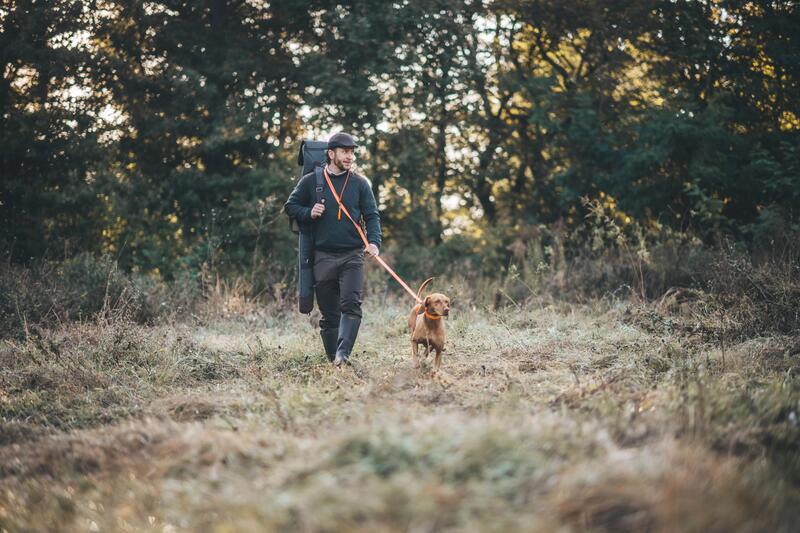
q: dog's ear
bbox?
[424,296,431,307]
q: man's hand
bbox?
[310,202,325,219]
[365,243,379,257]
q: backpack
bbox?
[298,139,328,177]
[292,140,327,313]
[289,140,327,234]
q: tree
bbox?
[0,0,107,261]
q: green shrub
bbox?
[0,254,199,339]
[703,239,800,339]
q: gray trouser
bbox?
[313,248,365,331]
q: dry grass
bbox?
[1,290,798,532]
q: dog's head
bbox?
[424,293,451,317]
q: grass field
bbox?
[1,280,799,532]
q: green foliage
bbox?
[0,0,108,260]
[704,239,800,339]
[0,254,193,339]
[1,0,799,288]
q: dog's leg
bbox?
[434,348,442,374]
[411,341,420,369]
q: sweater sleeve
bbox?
[360,178,382,248]
[283,174,314,223]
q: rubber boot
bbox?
[320,329,338,363]
[334,314,361,367]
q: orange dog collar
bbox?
[424,311,442,320]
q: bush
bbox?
[0,254,198,339]
[703,238,800,339]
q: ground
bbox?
[1,291,798,532]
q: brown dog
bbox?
[408,278,450,373]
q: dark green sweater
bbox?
[284,168,382,252]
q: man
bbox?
[284,132,381,366]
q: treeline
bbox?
[2,0,798,285]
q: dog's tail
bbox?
[416,277,434,299]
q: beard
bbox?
[333,154,352,170]
[328,148,354,171]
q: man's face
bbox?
[330,147,355,170]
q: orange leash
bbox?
[323,168,422,304]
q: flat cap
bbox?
[327,132,359,150]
